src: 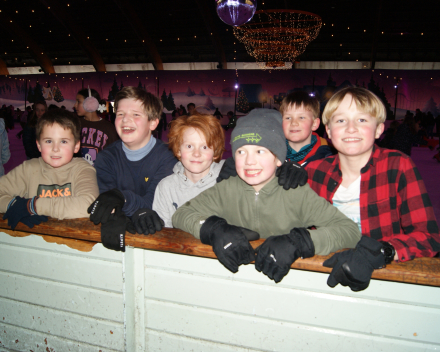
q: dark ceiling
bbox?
[0,0,439,74]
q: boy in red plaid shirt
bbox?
[306,87,440,291]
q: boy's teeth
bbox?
[343,138,361,141]
[246,170,260,175]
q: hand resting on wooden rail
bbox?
[0,215,439,287]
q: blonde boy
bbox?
[89,87,176,251]
[173,109,360,282]
[306,87,440,291]
[280,91,332,166]
[1,109,99,229]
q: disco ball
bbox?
[216,0,257,27]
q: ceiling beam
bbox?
[0,12,55,74]
[194,0,228,69]
[39,0,106,72]
[0,59,9,75]
[113,0,163,71]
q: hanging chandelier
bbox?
[233,9,322,69]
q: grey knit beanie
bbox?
[231,108,286,162]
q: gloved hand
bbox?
[88,189,125,225]
[275,161,308,190]
[3,196,47,230]
[255,228,314,283]
[216,157,237,183]
[19,214,49,229]
[323,236,385,292]
[131,208,164,235]
[200,216,259,273]
[101,211,133,252]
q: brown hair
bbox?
[36,109,81,143]
[114,86,163,121]
[322,86,386,125]
[168,113,225,163]
[28,101,48,128]
[279,91,320,118]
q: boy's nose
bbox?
[346,121,358,132]
[245,154,257,165]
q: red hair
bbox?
[168,113,225,163]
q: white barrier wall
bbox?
[1,231,440,352]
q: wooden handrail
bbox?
[1,216,439,287]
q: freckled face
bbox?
[326,94,384,164]
[235,145,282,192]
[178,127,215,182]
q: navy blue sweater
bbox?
[94,139,177,216]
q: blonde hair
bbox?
[279,91,320,119]
[322,87,386,125]
[168,113,225,163]
[114,86,163,121]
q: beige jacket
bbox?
[0,157,98,219]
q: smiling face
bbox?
[326,94,384,165]
[282,104,320,151]
[178,127,215,183]
[115,98,159,150]
[235,145,282,192]
[36,123,80,168]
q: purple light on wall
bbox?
[216,0,257,27]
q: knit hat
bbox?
[231,108,286,162]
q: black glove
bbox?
[323,236,386,292]
[19,214,49,229]
[255,228,314,283]
[200,216,259,273]
[275,161,308,190]
[101,211,130,252]
[216,157,237,183]
[88,189,125,225]
[3,196,47,230]
[131,208,164,235]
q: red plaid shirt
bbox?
[306,145,440,262]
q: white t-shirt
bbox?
[332,176,362,233]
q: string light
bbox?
[233,9,322,69]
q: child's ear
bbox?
[276,158,282,167]
[312,117,320,132]
[149,118,159,131]
[375,122,385,139]
[74,140,81,154]
[325,124,332,139]
[36,139,42,152]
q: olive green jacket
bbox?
[172,176,361,255]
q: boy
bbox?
[153,113,225,227]
[88,87,177,251]
[172,109,361,283]
[280,91,332,166]
[306,87,440,291]
[1,109,99,229]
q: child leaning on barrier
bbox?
[172,108,361,283]
[304,87,440,291]
[88,87,177,251]
[0,109,99,229]
[152,113,225,227]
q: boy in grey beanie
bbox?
[172,108,361,283]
